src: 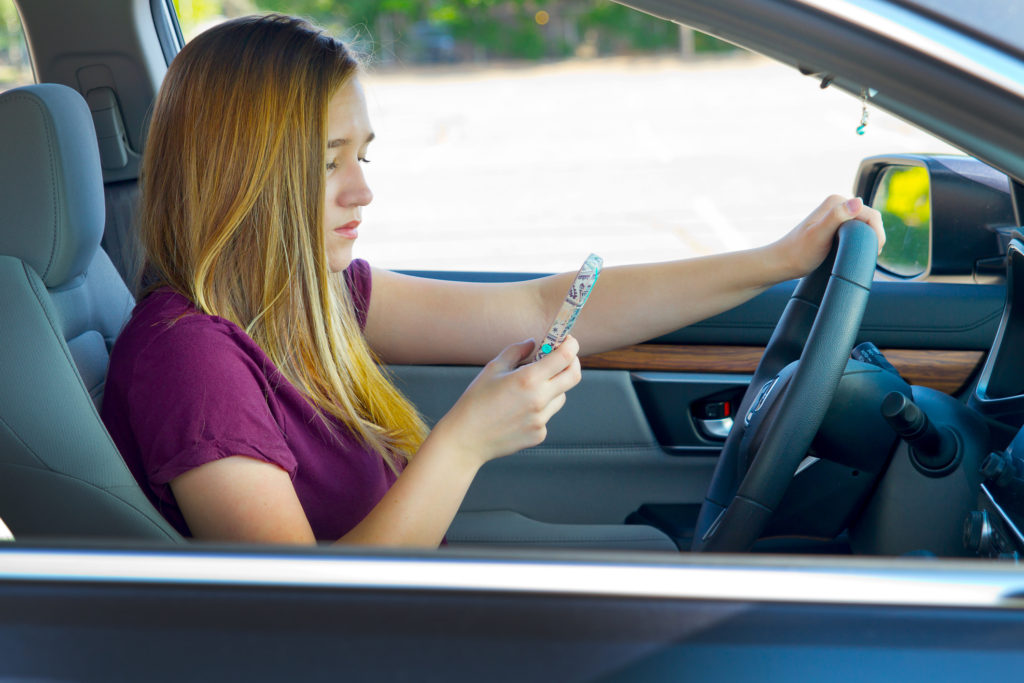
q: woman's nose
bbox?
[337,165,373,208]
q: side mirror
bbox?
[871,165,931,278]
[854,155,1016,280]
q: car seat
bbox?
[0,83,181,541]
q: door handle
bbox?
[696,416,734,440]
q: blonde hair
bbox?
[139,14,426,469]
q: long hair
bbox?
[139,14,426,469]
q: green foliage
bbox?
[169,0,737,61]
[694,31,735,53]
[0,0,32,89]
[172,0,230,31]
[0,0,21,51]
[577,1,678,53]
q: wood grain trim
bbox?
[581,344,984,395]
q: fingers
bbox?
[504,334,580,410]
[798,194,846,226]
[804,194,887,256]
[528,336,582,407]
[449,335,582,462]
[854,204,886,253]
[537,391,568,424]
[835,195,863,221]
[505,335,581,408]
[548,354,582,395]
[831,195,886,253]
[529,335,580,375]
[529,367,575,439]
[490,338,537,372]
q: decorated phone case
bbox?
[533,253,603,362]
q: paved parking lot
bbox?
[357,54,956,272]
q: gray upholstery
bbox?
[393,365,683,550]
[0,84,181,541]
[0,85,106,289]
[448,511,678,551]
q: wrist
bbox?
[421,420,486,476]
[748,241,800,287]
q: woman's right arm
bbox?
[170,336,581,547]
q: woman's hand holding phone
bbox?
[426,254,598,471]
[430,335,582,470]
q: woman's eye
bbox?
[326,157,369,174]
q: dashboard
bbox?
[969,238,1024,559]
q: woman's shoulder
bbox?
[129,286,193,323]
[127,287,225,337]
[115,288,266,369]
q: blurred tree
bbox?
[0,0,31,89]
[173,0,226,24]
[173,0,260,37]
[577,1,677,54]
[170,0,736,62]
[0,0,22,61]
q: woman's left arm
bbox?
[364,195,883,365]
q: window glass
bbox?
[357,58,955,272]
[0,0,33,93]
[173,2,957,272]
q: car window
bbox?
[0,0,32,93]
[357,58,958,272]
[173,3,957,273]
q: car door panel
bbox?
[390,364,717,524]
[391,272,1004,526]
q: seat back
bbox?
[0,84,181,542]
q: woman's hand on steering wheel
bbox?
[770,195,885,281]
[692,216,881,552]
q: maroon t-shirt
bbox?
[101,259,397,540]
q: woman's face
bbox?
[323,78,374,273]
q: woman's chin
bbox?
[327,248,355,273]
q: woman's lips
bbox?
[334,220,360,239]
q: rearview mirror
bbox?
[854,155,1015,281]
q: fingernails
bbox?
[844,197,863,215]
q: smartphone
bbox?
[533,253,603,362]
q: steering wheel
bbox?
[691,220,878,552]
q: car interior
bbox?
[8,2,1024,680]
[3,0,1024,563]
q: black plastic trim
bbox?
[659,280,1004,350]
[972,239,1024,423]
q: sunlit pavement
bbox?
[358,54,955,273]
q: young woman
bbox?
[101,14,884,548]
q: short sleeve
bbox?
[127,316,299,490]
[344,258,372,330]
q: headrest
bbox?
[0,84,104,288]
